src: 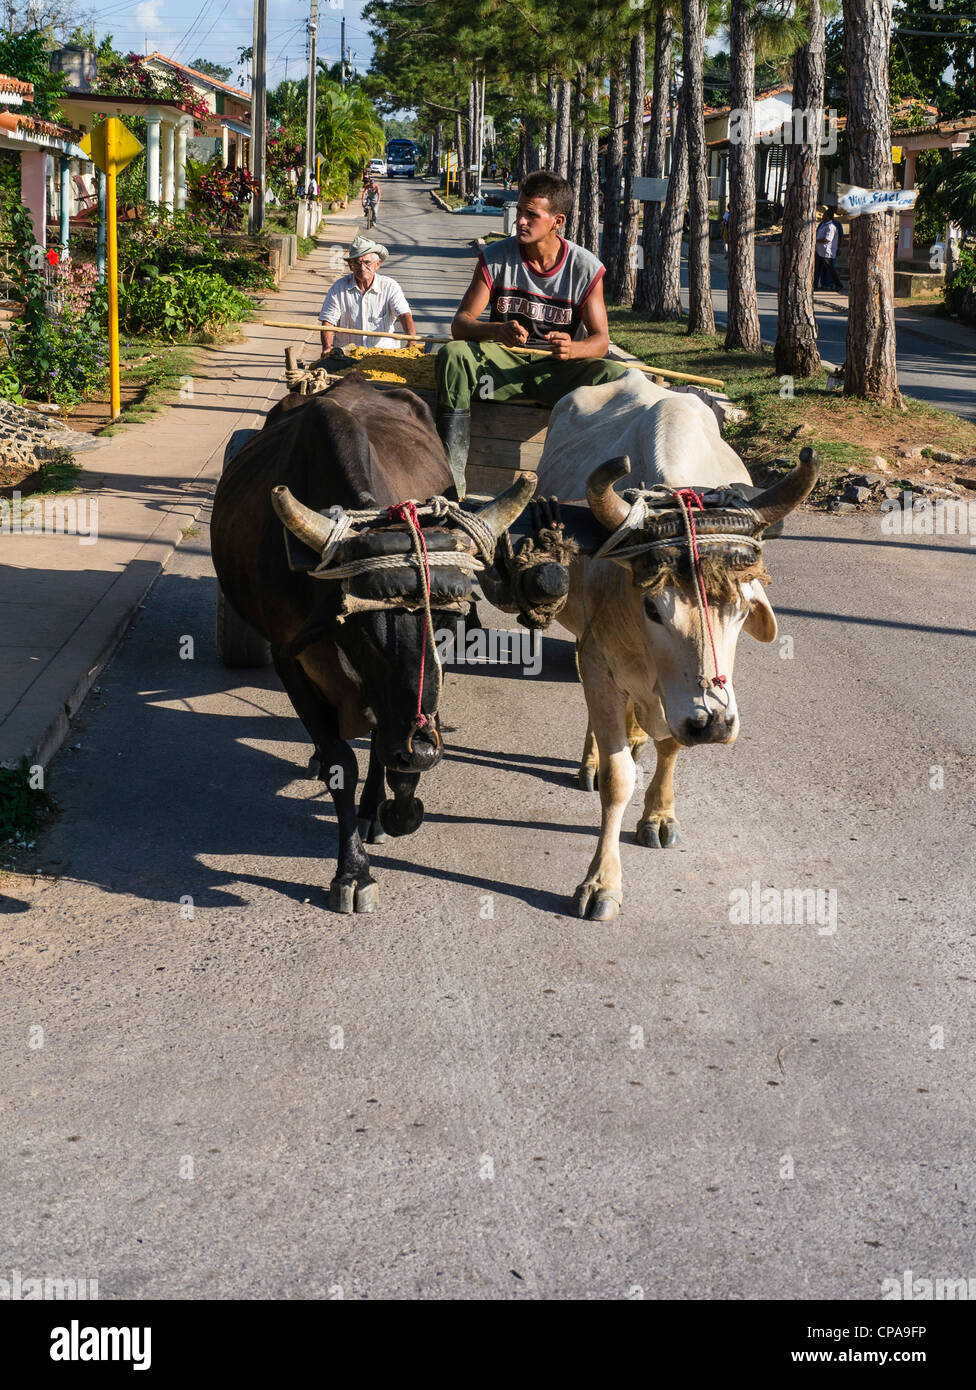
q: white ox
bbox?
[536,372,818,920]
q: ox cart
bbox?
[214,366,559,668]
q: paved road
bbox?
[704,258,976,423]
[2,179,975,1299]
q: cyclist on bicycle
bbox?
[362,177,381,227]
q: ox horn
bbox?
[474,473,537,540]
[271,485,336,551]
[586,456,632,531]
[750,447,820,527]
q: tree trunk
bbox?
[566,72,585,242]
[725,0,762,351]
[555,77,572,180]
[525,73,542,174]
[603,68,626,298]
[431,123,441,177]
[843,0,901,404]
[546,74,558,169]
[466,80,476,195]
[455,98,467,199]
[517,131,527,184]
[650,92,688,320]
[775,0,825,377]
[682,0,715,334]
[583,118,601,253]
[616,27,647,305]
[635,7,673,313]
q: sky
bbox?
[88,0,376,91]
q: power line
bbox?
[171,0,216,63]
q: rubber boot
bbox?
[435,409,470,503]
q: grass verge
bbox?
[607,309,976,496]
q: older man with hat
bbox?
[318,235,417,354]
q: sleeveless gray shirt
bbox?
[477,235,605,344]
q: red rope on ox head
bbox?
[387,500,434,731]
[671,488,727,689]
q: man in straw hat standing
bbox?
[318,235,417,354]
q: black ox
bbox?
[211,371,534,913]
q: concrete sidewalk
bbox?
[0,210,360,771]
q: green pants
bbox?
[435,339,631,412]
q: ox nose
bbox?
[388,727,442,772]
[682,707,734,744]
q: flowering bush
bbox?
[189,164,260,230]
[95,54,210,119]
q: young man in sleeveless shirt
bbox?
[435,170,630,498]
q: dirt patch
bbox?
[60,382,149,435]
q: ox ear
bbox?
[741,579,777,643]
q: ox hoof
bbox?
[329,878,379,914]
[357,816,389,845]
[636,816,681,849]
[377,796,425,838]
[572,883,622,922]
[577,766,598,792]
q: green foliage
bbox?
[190,57,232,82]
[189,163,259,230]
[94,53,210,119]
[116,211,270,288]
[944,246,976,316]
[0,361,25,403]
[921,144,976,235]
[119,267,253,340]
[0,760,53,856]
[0,30,68,120]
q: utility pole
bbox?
[248,0,267,233]
[302,0,319,235]
[340,17,346,86]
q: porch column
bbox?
[221,123,230,166]
[145,109,162,216]
[59,154,71,252]
[20,148,47,247]
[97,172,106,282]
[235,130,244,169]
[160,120,175,212]
[174,122,188,211]
[898,149,917,261]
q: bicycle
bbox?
[364,200,377,230]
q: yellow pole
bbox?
[106,121,120,420]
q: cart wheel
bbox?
[216,585,272,668]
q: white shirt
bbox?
[815,219,839,258]
[318,272,411,349]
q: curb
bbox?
[429,190,456,214]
